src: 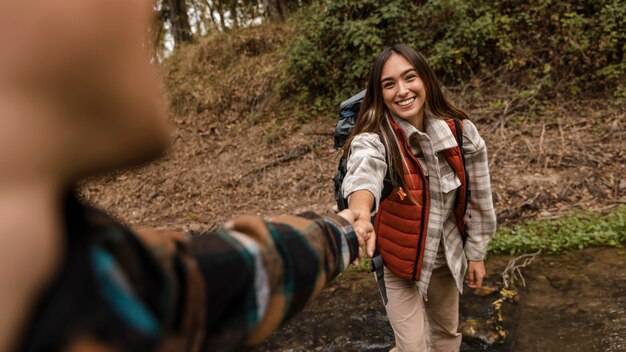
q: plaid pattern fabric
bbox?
[19,196,359,352]
[183,212,359,350]
[342,114,496,296]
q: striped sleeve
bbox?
[180,212,358,351]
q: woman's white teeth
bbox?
[398,97,415,106]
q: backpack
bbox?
[332,90,470,213]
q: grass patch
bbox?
[488,206,626,255]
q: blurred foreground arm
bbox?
[138,210,360,350]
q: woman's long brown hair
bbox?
[342,44,469,195]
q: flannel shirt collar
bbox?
[390,113,458,153]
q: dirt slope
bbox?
[82,25,626,232]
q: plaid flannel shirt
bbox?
[19,195,359,351]
[342,114,497,296]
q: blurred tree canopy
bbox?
[153,0,311,54]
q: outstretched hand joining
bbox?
[336,209,377,260]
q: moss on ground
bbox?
[488,205,626,255]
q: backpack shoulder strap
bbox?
[447,118,464,149]
[446,118,465,162]
[453,119,463,150]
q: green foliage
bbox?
[488,206,626,255]
[283,0,626,107]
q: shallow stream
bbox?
[253,247,625,352]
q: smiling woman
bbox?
[341,44,496,351]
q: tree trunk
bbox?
[168,0,192,43]
[229,0,239,29]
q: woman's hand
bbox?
[336,208,376,259]
[343,190,377,258]
[465,260,486,288]
[337,209,373,260]
[336,209,365,259]
[353,218,376,258]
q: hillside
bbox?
[82,22,625,233]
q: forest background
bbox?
[84,0,626,255]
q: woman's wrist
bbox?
[351,208,371,222]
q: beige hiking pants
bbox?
[383,265,461,352]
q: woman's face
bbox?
[380,53,426,127]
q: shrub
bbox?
[283,0,625,108]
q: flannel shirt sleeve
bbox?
[461,120,497,261]
[161,212,359,351]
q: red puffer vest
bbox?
[373,116,468,281]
